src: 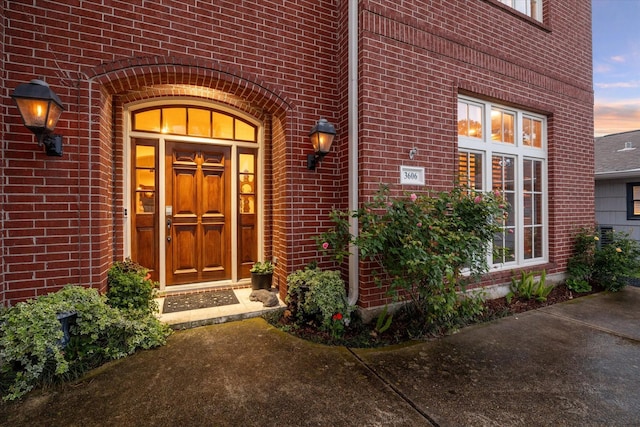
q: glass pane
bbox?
[534,193,542,225]
[213,112,234,139]
[523,118,532,146]
[533,160,542,192]
[493,156,515,191]
[491,109,502,141]
[136,169,155,189]
[503,112,514,143]
[240,195,255,214]
[459,102,482,138]
[633,185,640,201]
[46,102,63,131]
[136,145,155,168]
[240,174,254,194]
[505,193,516,227]
[492,109,514,143]
[459,152,483,190]
[524,193,532,225]
[524,227,534,259]
[468,104,482,138]
[504,157,515,191]
[532,119,542,148]
[493,231,516,263]
[523,159,533,192]
[457,101,468,136]
[472,153,483,189]
[235,120,256,142]
[634,201,640,216]
[533,226,543,258]
[458,153,469,187]
[162,108,187,135]
[524,117,543,148]
[188,108,211,137]
[134,109,161,132]
[493,233,504,264]
[505,231,516,261]
[137,191,155,213]
[239,153,255,174]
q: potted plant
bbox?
[250,261,274,290]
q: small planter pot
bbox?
[251,272,273,290]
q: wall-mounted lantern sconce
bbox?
[307,118,336,170]
[11,79,65,156]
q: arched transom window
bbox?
[132,106,257,142]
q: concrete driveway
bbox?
[1,287,639,426]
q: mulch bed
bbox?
[482,283,603,317]
[267,284,604,348]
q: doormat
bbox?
[162,290,239,314]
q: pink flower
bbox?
[474,195,482,204]
[387,202,393,207]
[499,204,505,209]
[494,190,501,197]
[410,193,417,202]
[508,229,514,234]
[322,242,329,250]
[417,222,422,227]
[332,313,343,321]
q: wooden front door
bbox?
[165,142,231,285]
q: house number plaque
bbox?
[400,166,425,186]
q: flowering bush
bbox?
[315,185,507,329]
[566,228,640,292]
[285,267,353,338]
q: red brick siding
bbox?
[1,1,340,305]
[355,1,593,307]
[0,0,592,310]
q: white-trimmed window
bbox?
[497,0,542,22]
[458,96,547,268]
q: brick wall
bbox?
[1,0,341,305]
[0,0,593,309]
[355,0,593,307]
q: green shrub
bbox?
[0,285,171,401]
[565,228,597,293]
[107,258,157,315]
[507,270,552,303]
[594,230,640,291]
[316,185,503,334]
[566,228,640,292]
[286,267,353,338]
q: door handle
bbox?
[167,218,172,242]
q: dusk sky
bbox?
[593,0,640,136]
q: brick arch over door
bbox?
[80,55,296,295]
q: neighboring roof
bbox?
[595,129,640,179]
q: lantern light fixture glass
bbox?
[307,118,336,170]
[11,79,65,156]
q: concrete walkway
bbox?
[2,288,640,426]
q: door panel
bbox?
[166,142,231,285]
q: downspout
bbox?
[347,0,359,305]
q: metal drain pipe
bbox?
[347,0,359,306]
